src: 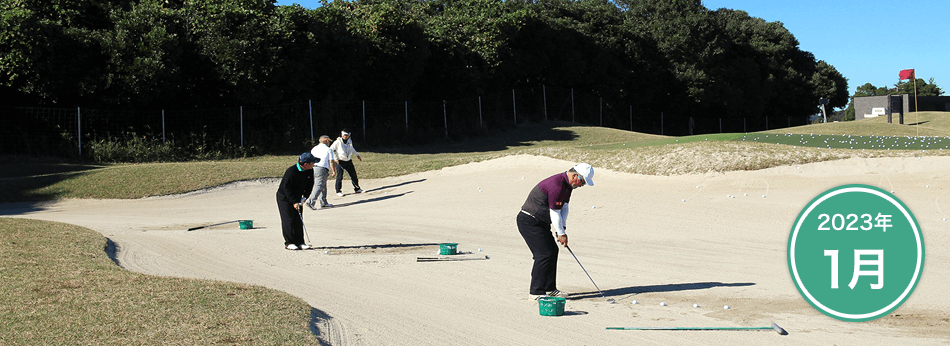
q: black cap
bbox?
[298,152,320,163]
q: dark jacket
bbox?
[277,163,314,203]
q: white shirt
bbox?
[330,137,359,161]
[310,143,335,170]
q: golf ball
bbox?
[682,199,686,202]
[660,302,666,306]
[591,206,595,209]
[632,300,638,304]
[478,248,482,251]
[723,305,730,309]
[324,251,329,254]
[693,304,699,308]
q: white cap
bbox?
[573,163,594,186]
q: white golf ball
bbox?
[632,300,638,304]
[762,195,766,198]
[591,206,595,209]
[660,302,666,306]
[723,305,730,309]
[478,248,482,251]
[324,251,329,254]
[693,303,699,308]
[682,199,686,202]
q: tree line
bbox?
[1,0,849,137]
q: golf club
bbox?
[298,205,311,246]
[607,323,788,335]
[187,220,239,231]
[565,245,614,303]
[416,255,490,262]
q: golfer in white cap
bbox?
[517,163,594,300]
[330,128,363,196]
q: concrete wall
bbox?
[855,95,950,121]
[854,95,909,121]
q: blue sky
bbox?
[276,0,949,106]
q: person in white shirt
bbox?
[306,135,337,209]
[330,129,363,196]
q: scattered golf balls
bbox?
[659,302,666,306]
[723,305,730,309]
[693,303,699,308]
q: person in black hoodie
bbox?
[277,152,319,250]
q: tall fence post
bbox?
[405,101,409,132]
[77,107,81,157]
[543,85,548,121]
[478,96,483,128]
[308,100,314,142]
[512,89,517,124]
[240,106,244,148]
[162,109,166,145]
[443,100,448,139]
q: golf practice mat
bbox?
[416,255,490,262]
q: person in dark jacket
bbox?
[277,153,319,250]
[517,163,594,299]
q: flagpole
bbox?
[914,76,918,137]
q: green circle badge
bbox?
[788,184,924,322]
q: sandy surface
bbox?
[3,154,949,345]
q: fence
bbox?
[0,85,811,159]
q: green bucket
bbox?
[439,243,458,255]
[538,297,565,316]
[239,220,253,229]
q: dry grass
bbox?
[0,218,318,345]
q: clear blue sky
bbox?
[276,0,949,107]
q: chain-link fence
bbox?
[0,85,810,159]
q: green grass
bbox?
[0,218,318,345]
[2,113,949,343]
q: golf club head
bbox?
[771,323,788,335]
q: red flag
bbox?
[899,69,915,80]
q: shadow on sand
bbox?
[569,282,756,300]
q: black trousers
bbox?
[277,196,304,245]
[517,212,559,295]
[334,160,361,193]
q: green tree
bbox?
[896,78,943,97]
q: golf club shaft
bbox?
[298,206,311,245]
[187,220,239,231]
[565,245,610,302]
